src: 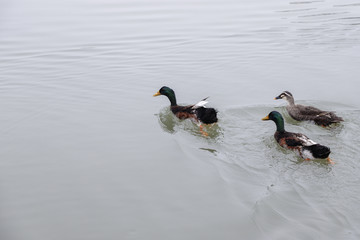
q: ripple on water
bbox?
[156,106,223,139]
[156,102,360,237]
[220,103,360,239]
[156,102,358,169]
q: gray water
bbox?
[1,0,360,239]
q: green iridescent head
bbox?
[153,86,177,106]
[262,111,285,132]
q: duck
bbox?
[262,111,333,163]
[153,86,218,134]
[275,91,343,127]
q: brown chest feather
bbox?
[175,112,196,120]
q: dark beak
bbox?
[274,95,282,100]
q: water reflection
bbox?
[156,107,176,134]
[199,147,218,155]
[156,107,223,139]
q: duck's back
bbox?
[275,131,331,159]
[171,105,195,119]
[170,105,218,124]
[274,131,309,148]
[286,104,322,121]
[286,104,343,126]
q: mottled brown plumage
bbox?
[171,105,197,120]
[275,91,343,126]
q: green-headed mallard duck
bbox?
[154,86,218,134]
[262,111,333,163]
[275,91,343,127]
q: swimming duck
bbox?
[262,111,332,163]
[154,86,218,134]
[275,91,343,127]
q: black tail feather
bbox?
[304,144,331,159]
[195,107,218,124]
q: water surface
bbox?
[1,0,360,239]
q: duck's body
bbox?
[275,91,343,126]
[154,86,218,124]
[262,111,331,161]
[274,131,331,159]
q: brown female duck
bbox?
[275,91,343,127]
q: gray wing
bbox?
[288,104,328,121]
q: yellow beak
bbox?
[153,91,161,97]
[262,115,270,121]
